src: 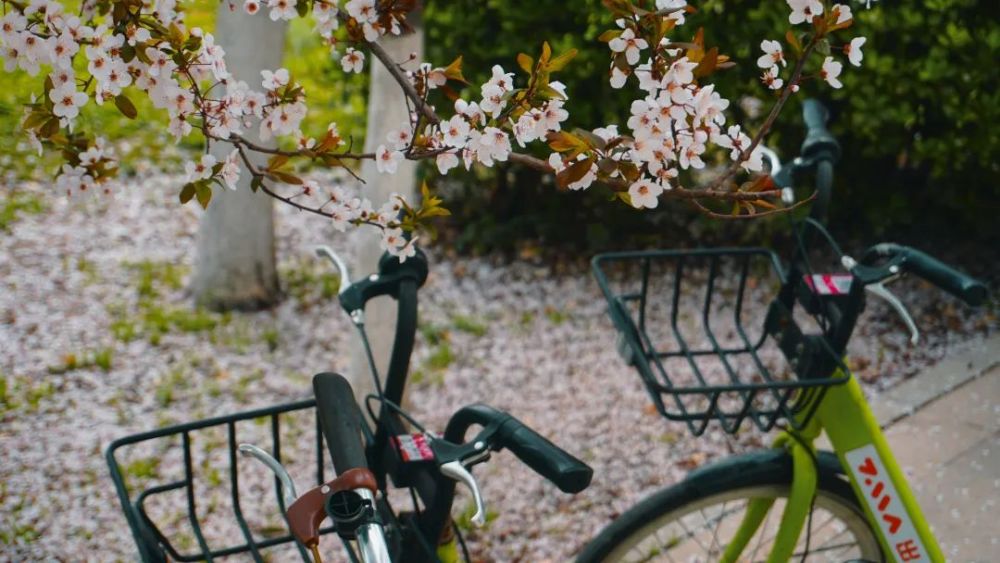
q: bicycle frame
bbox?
[722,367,944,563]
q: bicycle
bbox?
[578,99,989,562]
[108,247,593,562]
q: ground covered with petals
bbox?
[0,176,994,561]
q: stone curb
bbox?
[870,333,1000,428]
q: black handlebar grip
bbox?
[495,416,593,494]
[801,99,841,162]
[870,244,989,307]
[313,373,370,474]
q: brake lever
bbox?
[429,435,492,528]
[865,282,919,345]
[439,460,487,527]
[842,255,919,345]
[238,443,298,506]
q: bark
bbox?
[349,11,424,399]
[190,5,288,311]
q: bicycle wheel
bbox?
[577,451,884,563]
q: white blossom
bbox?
[845,37,866,67]
[609,28,648,66]
[49,85,88,120]
[628,179,662,209]
[820,56,843,88]
[185,154,217,182]
[341,48,364,74]
[375,144,403,174]
[757,39,786,69]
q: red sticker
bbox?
[392,433,435,462]
[803,273,853,296]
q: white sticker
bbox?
[845,444,929,562]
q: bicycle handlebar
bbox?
[443,404,593,494]
[801,99,841,163]
[314,372,370,474]
[860,243,989,307]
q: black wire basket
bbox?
[592,247,849,436]
[107,399,339,563]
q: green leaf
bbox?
[179,182,196,204]
[267,154,289,171]
[195,183,212,209]
[271,170,303,185]
[23,111,49,130]
[785,30,803,55]
[517,53,534,74]
[115,95,138,119]
[250,176,263,193]
[547,48,578,72]
[40,118,60,139]
[556,157,594,189]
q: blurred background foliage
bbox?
[0,1,368,180]
[2,0,997,255]
[424,0,1000,254]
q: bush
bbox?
[424,0,1000,252]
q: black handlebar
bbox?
[314,372,370,474]
[443,404,593,494]
[801,99,841,163]
[861,243,989,307]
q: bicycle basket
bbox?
[592,248,849,436]
[107,399,343,562]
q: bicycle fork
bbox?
[720,372,945,563]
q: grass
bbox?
[123,260,188,299]
[109,259,234,345]
[46,348,114,374]
[451,313,488,337]
[0,191,45,231]
[280,257,340,307]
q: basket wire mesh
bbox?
[107,399,346,562]
[593,247,849,436]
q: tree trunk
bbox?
[349,12,424,399]
[190,6,287,311]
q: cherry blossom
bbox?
[221,149,241,190]
[185,154,217,182]
[609,28,648,66]
[375,144,403,174]
[345,0,377,25]
[261,68,289,90]
[441,114,471,148]
[49,85,88,120]
[0,0,874,255]
[845,37,866,67]
[820,56,843,89]
[757,39,786,69]
[832,3,853,25]
[267,0,297,21]
[341,47,364,74]
[761,67,784,90]
[628,179,662,209]
[787,0,824,25]
[386,128,412,151]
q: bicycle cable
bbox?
[363,394,429,434]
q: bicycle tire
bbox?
[313,372,369,473]
[576,450,884,563]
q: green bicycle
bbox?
[580,100,989,562]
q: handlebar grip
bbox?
[495,416,593,494]
[801,99,841,162]
[867,244,989,306]
[313,373,370,473]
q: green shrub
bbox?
[424,0,999,250]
